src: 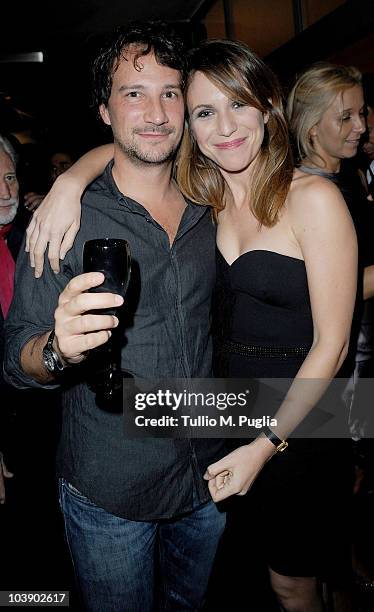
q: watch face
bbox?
[43,347,57,373]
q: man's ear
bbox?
[100,104,111,126]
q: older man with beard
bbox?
[0,135,20,504]
[0,136,66,594]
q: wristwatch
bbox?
[42,329,68,375]
[260,426,288,453]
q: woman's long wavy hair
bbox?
[176,39,294,226]
[287,62,362,167]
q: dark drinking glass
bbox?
[83,238,131,411]
[83,238,131,302]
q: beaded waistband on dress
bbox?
[219,339,310,358]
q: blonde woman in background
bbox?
[287,63,374,437]
[289,63,374,599]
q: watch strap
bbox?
[261,426,288,452]
[42,329,68,374]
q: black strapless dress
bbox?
[213,249,313,378]
[212,248,352,579]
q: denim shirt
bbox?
[4,162,226,520]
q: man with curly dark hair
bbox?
[5,22,226,611]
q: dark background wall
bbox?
[1,0,373,155]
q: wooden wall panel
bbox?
[203,0,226,40]
[203,0,294,55]
[203,0,352,57]
[204,0,294,56]
[232,0,294,55]
[303,0,346,27]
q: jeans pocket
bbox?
[62,478,95,506]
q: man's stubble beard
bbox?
[116,129,181,167]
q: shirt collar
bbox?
[100,160,211,231]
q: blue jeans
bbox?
[58,479,225,611]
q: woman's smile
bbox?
[214,137,247,150]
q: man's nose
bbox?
[144,98,168,125]
[0,180,11,200]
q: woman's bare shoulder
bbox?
[291,167,338,191]
[288,168,346,217]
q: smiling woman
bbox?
[188,72,267,173]
[287,62,365,173]
[176,41,357,611]
[309,85,365,163]
[178,40,292,225]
